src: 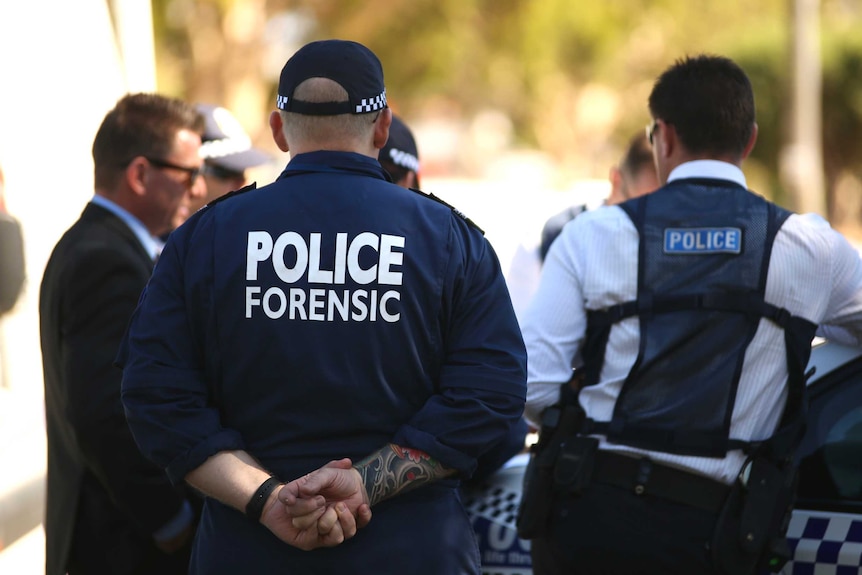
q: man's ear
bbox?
[405,171,418,189]
[741,123,758,160]
[609,165,623,190]
[657,119,676,160]
[126,157,149,196]
[373,108,392,150]
[270,111,289,152]
[606,166,625,205]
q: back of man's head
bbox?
[274,39,389,151]
[379,114,420,188]
[93,93,205,190]
[607,132,659,204]
[648,55,755,159]
[618,132,655,185]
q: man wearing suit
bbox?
[40,93,207,575]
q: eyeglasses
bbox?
[145,157,202,187]
[645,120,658,145]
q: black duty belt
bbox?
[591,450,731,514]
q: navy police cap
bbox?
[380,115,420,173]
[277,39,387,116]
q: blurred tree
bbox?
[148,0,862,223]
[822,30,862,229]
[152,0,275,154]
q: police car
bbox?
[463,338,862,575]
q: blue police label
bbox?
[663,227,742,254]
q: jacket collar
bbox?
[276,151,392,182]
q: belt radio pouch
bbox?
[711,457,796,574]
[553,436,598,494]
[517,406,562,540]
[516,438,558,540]
[516,403,585,540]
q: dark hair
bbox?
[619,132,655,182]
[648,54,755,158]
[92,93,205,189]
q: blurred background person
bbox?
[40,93,205,575]
[169,103,272,232]
[506,131,659,323]
[0,162,25,318]
[539,131,658,262]
[378,114,420,189]
[0,162,26,391]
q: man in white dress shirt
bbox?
[520,54,862,575]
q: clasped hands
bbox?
[260,458,372,551]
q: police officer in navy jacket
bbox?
[118,39,527,575]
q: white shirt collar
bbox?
[667,160,747,189]
[90,194,164,261]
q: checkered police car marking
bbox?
[785,510,862,574]
[465,459,862,574]
[463,463,532,575]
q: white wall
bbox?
[0,1,153,560]
[0,0,132,390]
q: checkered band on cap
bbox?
[277,39,387,116]
[355,90,387,114]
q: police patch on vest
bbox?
[663,227,742,254]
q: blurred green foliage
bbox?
[152,0,862,216]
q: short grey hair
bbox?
[280,78,377,144]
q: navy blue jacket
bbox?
[118,151,526,573]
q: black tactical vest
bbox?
[582,179,817,459]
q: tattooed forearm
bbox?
[352,444,455,506]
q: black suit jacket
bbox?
[40,203,191,575]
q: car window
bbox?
[822,408,862,499]
[796,361,862,511]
